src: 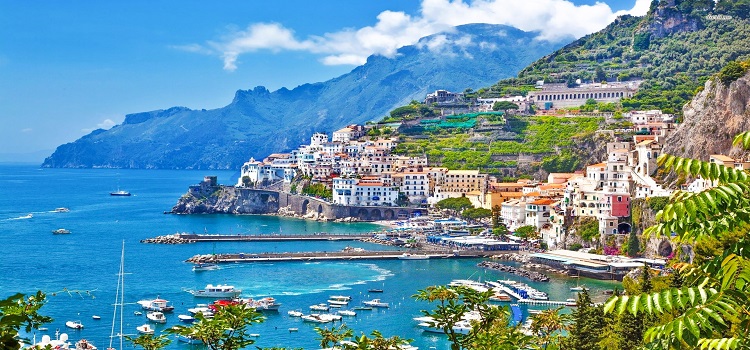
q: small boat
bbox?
[363,299,389,308]
[52,228,71,235]
[38,327,49,331]
[398,253,430,260]
[54,207,70,213]
[236,297,281,311]
[19,213,33,219]
[287,310,303,317]
[187,305,212,315]
[137,298,174,312]
[301,314,333,323]
[368,288,384,293]
[110,190,131,196]
[288,328,298,332]
[329,295,352,302]
[570,286,588,292]
[489,293,512,302]
[176,334,203,345]
[177,314,196,323]
[566,298,578,307]
[249,333,260,338]
[136,324,154,335]
[353,306,373,311]
[192,263,220,272]
[74,339,97,350]
[146,311,166,323]
[65,320,84,329]
[603,289,615,295]
[133,311,143,316]
[91,315,101,320]
[337,310,357,316]
[187,284,242,298]
[310,303,330,311]
[328,299,349,306]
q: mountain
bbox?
[42,24,563,169]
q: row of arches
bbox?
[535,91,626,101]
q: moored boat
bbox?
[110,190,131,196]
[176,334,203,344]
[353,306,373,311]
[238,297,281,311]
[136,324,154,335]
[146,311,166,323]
[367,288,384,293]
[310,303,329,311]
[187,284,242,298]
[363,299,389,308]
[287,310,303,317]
[192,263,219,272]
[74,339,97,350]
[177,314,195,323]
[52,228,71,235]
[337,310,357,316]
[65,320,84,329]
[31,331,71,349]
[398,253,430,260]
[137,298,174,312]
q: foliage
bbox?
[461,207,492,220]
[126,334,172,350]
[0,291,52,350]
[301,183,332,201]
[492,101,518,113]
[604,132,750,349]
[315,324,354,348]
[529,307,573,349]
[572,217,600,242]
[168,304,265,350]
[717,59,749,86]
[541,151,581,173]
[646,196,669,211]
[627,229,640,257]
[436,197,473,213]
[514,225,538,240]
[562,289,609,350]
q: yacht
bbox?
[237,297,281,311]
[398,253,430,260]
[177,314,195,323]
[287,310,303,317]
[137,298,175,312]
[65,320,84,329]
[146,311,166,323]
[192,263,220,272]
[31,331,71,349]
[187,284,242,298]
[301,314,333,323]
[363,299,389,308]
[74,339,97,350]
[310,303,330,311]
[337,310,357,316]
[136,324,154,335]
[110,189,131,196]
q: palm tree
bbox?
[605,131,750,349]
[125,334,171,350]
[530,307,572,349]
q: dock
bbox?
[142,232,373,244]
[519,299,575,306]
[186,250,494,263]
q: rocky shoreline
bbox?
[477,261,550,282]
[141,234,193,244]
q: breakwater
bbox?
[187,250,493,263]
[141,232,373,244]
[478,261,550,282]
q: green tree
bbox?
[530,307,572,349]
[126,334,172,350]
[0,291,52,350]
[168,304,265,350]
[718,60,749,86]
[492,101,519,115]
[461,208,492,221]
[627,229,640,257]
[595,66,607,82]
[435,197,473,213]
[616,264,654,350]
[605,131,750,349]
[315,324,354,349]
[563,289,608,350]
[514,225,538,240]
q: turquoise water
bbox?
[0,165,618,349]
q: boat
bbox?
[570,286,588,292]
[287,310,303,317]
[368,288,384,293]
[137,298,175,312]
[416,318,472,335]
[327,299,348,306]
[249,334,260,337]
[398,253,430,260]
[19,213,33,219]
[65,320,84,330]
[136,324,154,335]
[353,306,373,311]
[237,297,281,311]
[52,228,71,234]
[108,241,129,350]
[146,311,166,323]
[54,207,70,213]
[310,303,330,311]
[31,330,71,349]
[176,334,203,345]
[187,284,242,298]
[177,314,196,323]
[187,305,212,315]
[288,328,298,332]
[301,314,332,323]
[74,339,97,350]
[133,311,142,316]
[565,298,578,307]
[363,299,389,308]
[110,189,131,196]
[329,295,352,302]
[92,315,101,320]
[192,263,220,272]
[489,293,512,302]
[337,310,357,316]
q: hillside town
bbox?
[235,87,749,262]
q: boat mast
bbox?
[109,240,125,350]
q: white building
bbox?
[332,177,399,207]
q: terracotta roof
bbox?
[357,182,385,187]
[531,199,555,205]
[587,163,606,168]
[636,140,655,146]
[525,191,541,197]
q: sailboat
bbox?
[108,241,129,350]
[570,275,588,292]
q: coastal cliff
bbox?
[171,186,279,214]
[663,71,750,161]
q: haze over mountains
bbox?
[41,24,563,169]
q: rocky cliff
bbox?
[171,187,279,214]
[663,71,750,161]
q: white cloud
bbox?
[183,0,650,70]
[81,118,117,133]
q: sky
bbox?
[0,0,649,161]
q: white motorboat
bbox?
[329,295,352,302]
[177,314,196,323]
[110,189,131,196]
[363,299,389,308]
[310,303,330,311]
[146,311,166,323]
[337,310,357,316]
[74,339,98,350]
[65,320,84,329]
[328,299,348,306]
[570,286,588,292]
[91,315,101,320]
[52,228,71,235]
[398,253,430,260]
[136,324,154,335]
[31,331,71,349]
[177,334,203,344]
[417,319,472,335]
[187,284,242,298]
[238,297,281,311]
[137,298,175,312]
[301,314,332,323]
[287,310,303,317]
[192,263,220,272]
[54,207,70,213]
[187,305,212,315]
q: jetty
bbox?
[186,250,494,263]
[142,232,373,244]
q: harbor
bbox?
[141,232,374,244]
[186,249,494,263]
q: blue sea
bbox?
[0,165,618,349]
